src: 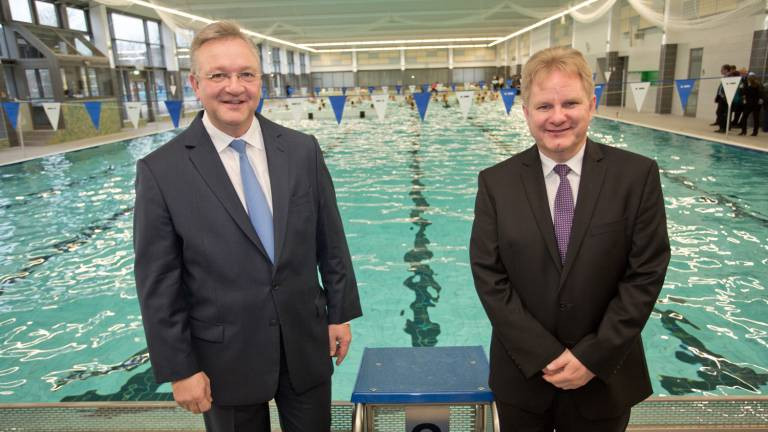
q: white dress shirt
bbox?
[539,143,585,223]
[203,112,273,214]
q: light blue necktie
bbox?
[230,139,275,263]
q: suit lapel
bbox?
[259,114,290,269]
[185,112,271,261]
[519,146,562,269]
[560,139,606,285]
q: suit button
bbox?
[559,303,570,311]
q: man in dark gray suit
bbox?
[133,21,361,432]
[470,47,670,431]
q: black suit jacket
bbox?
[470,139,670,419]
[133,112,361,405]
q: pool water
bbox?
[0,97,766,403]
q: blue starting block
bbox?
[350,346,498,432]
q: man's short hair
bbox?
[190,20,261,74]
[520,47,594,106]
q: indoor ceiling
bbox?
[138,0,580,47]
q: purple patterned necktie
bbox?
[553,164,574,264]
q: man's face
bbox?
[523,69,594,163]
[190,37,262,137]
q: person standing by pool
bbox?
[470,46,670,431]
[133,20,361,432]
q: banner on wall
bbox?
[84,101,102,129]
[288,98,304,121]
[456,91,474,120]
[675,79,695,111]
[2,102,20,130]
[721,76,742,105]
[125,102,141,128]
[371,94,388,121]
[256,97,264,114]
[42,102,61,130]
[164,100,183,128]
[594,84,605,110]
[395,85,402,94]
[329,95,346,125]
[413,92,431,122]
[500,89,516,115]
[408,85,416,93]
[629,82,651,112]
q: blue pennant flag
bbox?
[262,85,268,96]
[592,72,597,81]
[341,87,347,96]
[395,85,402,94]
[506,79,513,89]
[421,84,429,93]
[314,87,321,95]
[594,84,605,110]
[329,95,346,125]
[256,97,264,114]
[286,86,294,97]
[675,79,696,111]
[413,92,431,122]
[84,101,102,129]
[164,100,183,128]
[451,83,456,92]
[368,86,375,94]
[478,80,486,89]
[2,102,20,130]
[501,89,517,115]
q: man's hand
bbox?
[541,349,595,390]
[172,371,212,413]
[328,323,352,366]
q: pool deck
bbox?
[1,106,767,166]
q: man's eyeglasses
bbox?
[199,72,261,84]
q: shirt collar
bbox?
[539,142,586,177]
[202,112,264,154]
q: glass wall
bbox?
[109,12,164,68]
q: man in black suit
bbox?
[133,21,361,432]
[470,47,670,431]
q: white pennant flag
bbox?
[721,76,742,105]
[604,71,612,82]
[456,91,474,120]
[300,87,308,96]
[629,82,650,112]
[381,85,389,94]
[169,85,177,96]
[408,85,416,93]
[288,98,304,121]
[42,102,61,130]
[464,82,470,90]
[125,102,141,129]
[371,94,388,121]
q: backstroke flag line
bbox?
[629,82,650,112]
[594,84,605,110]
[329,95,346,125]
[42,103,61,130]
[164,100,183,128]
[256,98,264,114]
[371,94,388,121]
[2,102,20,130]
[675,79,695,111]
[456,91,474,120]
[413,92,431,122]
[84,101,102,129]
[125,102,141,129]
[500,89,516,115]
[721,76,742,105]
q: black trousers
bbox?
[496,391,631,432]
[741,105,761,134]
[202,339,331,432]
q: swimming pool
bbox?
[0,97,766,403]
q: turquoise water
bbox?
[0,98,766,403]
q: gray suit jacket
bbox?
[134,111,361,405]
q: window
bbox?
[110,12,164,67]
[25,68,52,99]
[175,29,192,69]
[271,47,281,73]
[67,7,88,32]
[9,0,33,23]
[300,53,306,74]
[0,25,9,58]
[287,50,295,75]
[35,1,59,27]
[16,33,44,58]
